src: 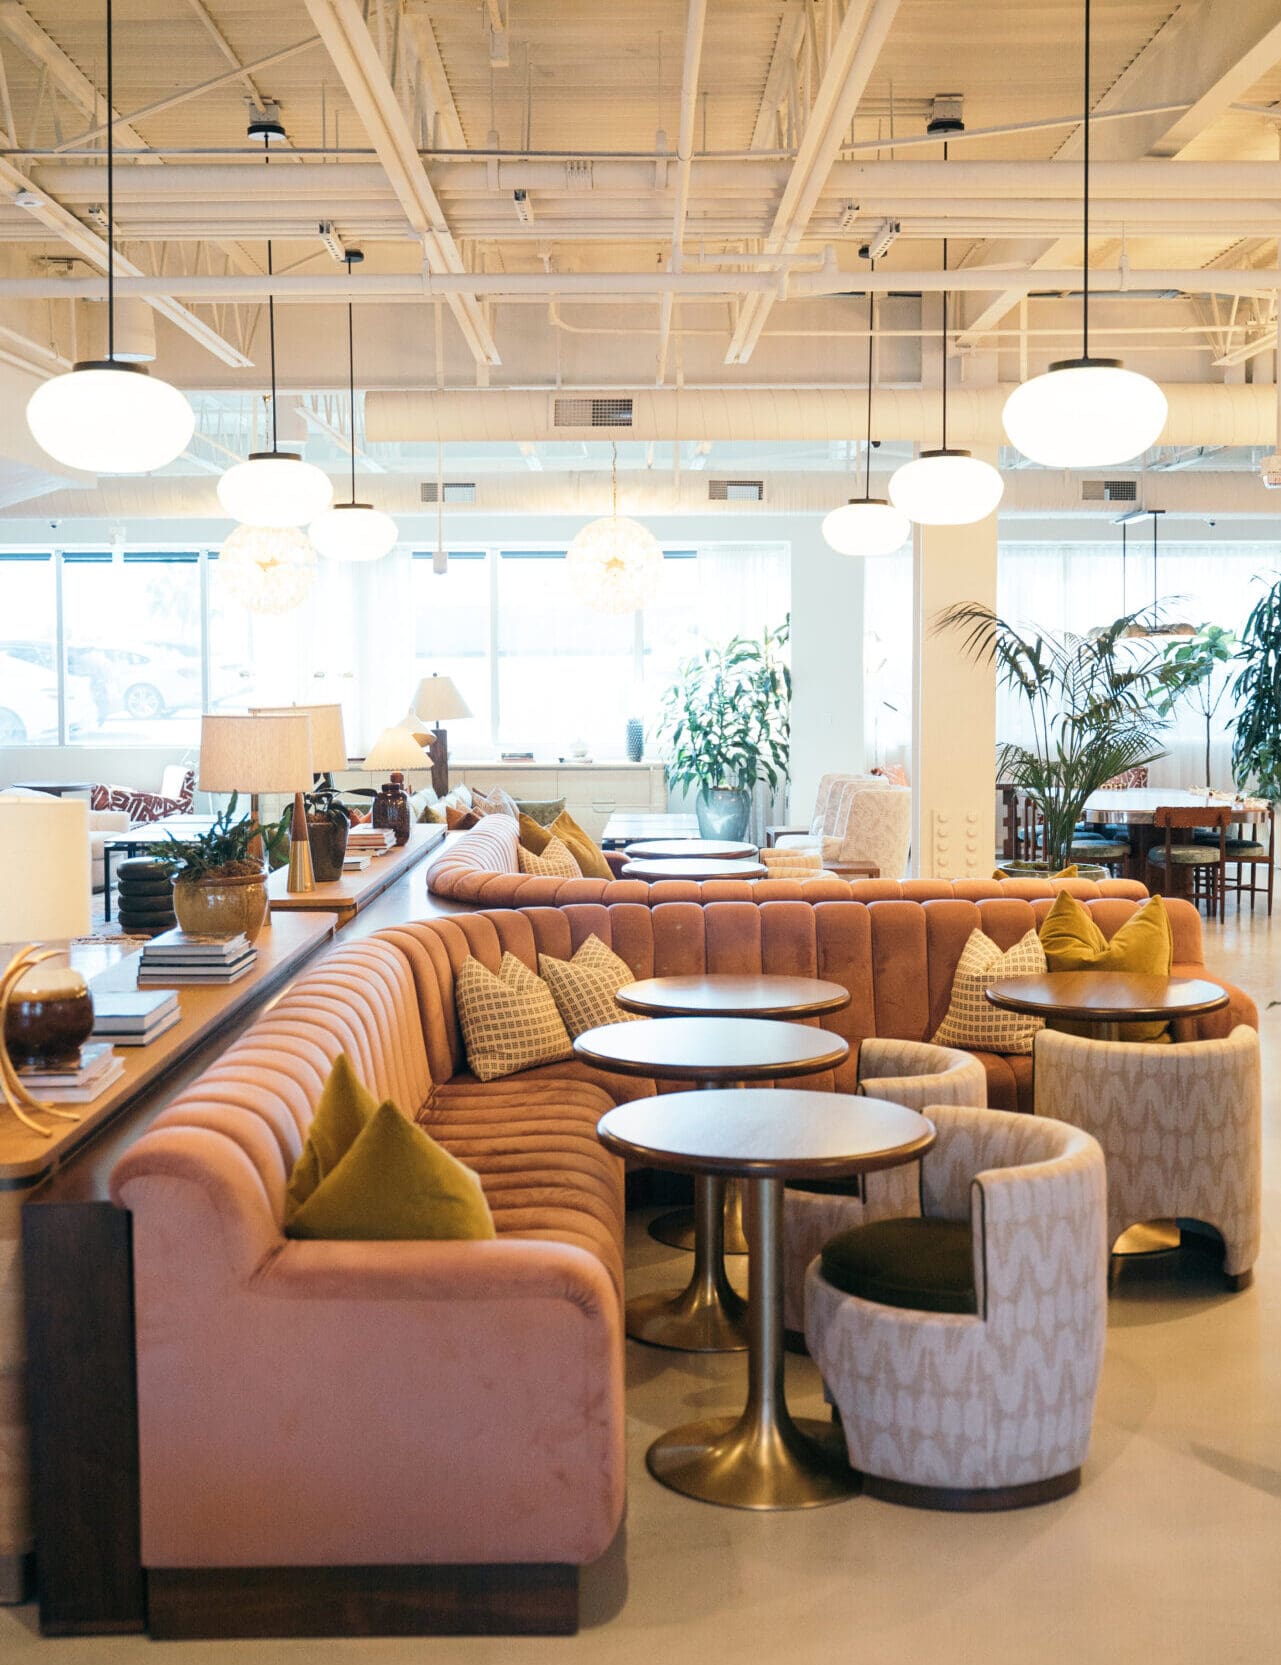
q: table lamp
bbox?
[198,711,315,892]
[363,726,433,845]
[251,702,348,783]
[405,673,471,796]
[0,797,92,1136]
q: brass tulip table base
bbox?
[650,1183,749,1255]
[626,1176,747,1353]
[597,1089,934,1510]
[645,1176,857,1509]
[1113,1219,1182,1256]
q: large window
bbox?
[0,553,60,744]
[62,552,204,744]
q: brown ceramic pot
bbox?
[172,866,269,942]
[307,816,349,883]
[4,981,95,1067]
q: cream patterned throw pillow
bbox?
[517,834,582,878]
[538,934,643,1038]
[931,927,1046,1055]
[456,952,574,1082]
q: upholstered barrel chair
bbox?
[1033,1024,1262,1287]
[805,1104,1108,1509]
[781,1039,988,1335]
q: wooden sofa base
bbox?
[146,1563,578,1639]
[863,1467,1081,1513]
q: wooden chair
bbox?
[1147,806,1233,922]
[1196,804,1275,917]
[1015,792,1131,877]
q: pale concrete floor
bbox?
[4,905,1280,1664]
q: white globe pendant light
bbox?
[218,241,332,527]
[25,1,193,476]
[567,443,662,614]
[822,259,911,557]
[889,142,1003,528]
[1001,0,1166,467]
[309,252,398,562]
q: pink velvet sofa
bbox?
[428,814,1150,909]
[109,892,1249,1637]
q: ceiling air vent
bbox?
[419,481,477,504]
[709,479,764,502]
[552,396,634,428]
[1080,479,1137,502]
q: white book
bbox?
[138,961,255,986]
[18,1040,116,1087]
[105,1009,182,1047]
[33,1056,127,1103]
[343,853,372,870]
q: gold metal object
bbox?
[645,1177,860,1508]
[626,1175,747,1353]
[1113,1219,1182,1256]
[649,1179,750,1255]
[286,790,315,893]
[0,946,84,1136]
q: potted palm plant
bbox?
[656,624,791,841]
[148,794,289,942]
[939,605,1172,875]
[1230,575,1281,799]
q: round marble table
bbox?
[620,858,768,881]
[598,1088,934,1509]
[574,1017,848,1352]
[984,971,1227,1043]
[623,839,759,861]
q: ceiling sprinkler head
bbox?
[247,99,287,145]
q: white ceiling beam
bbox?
[957,0,1281,348]
[404,7,467,149]
[301,0,499,366]
[725,0,903,364]
[750,3,806,150]
[0,0,154,159]
[656,0,707,386]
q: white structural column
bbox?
[788,519,865,817]
[912,497,999,879]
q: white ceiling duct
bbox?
[364,384,1280,450]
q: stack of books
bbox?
[343,851,372,871]
[347,825,396,857]
[91,989,181,1047]
[138,930,257,985]
[17,1041,125,1104]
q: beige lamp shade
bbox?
[250,703,347,773]
[199,713,314,794]
[409,674,472,723]
[0,798,91,940]
[364,726,434,772]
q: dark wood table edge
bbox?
[615,980,851,1019]
[983,976,1230,1023]
[571,1028,850,1080]
[596,1120,937,1179]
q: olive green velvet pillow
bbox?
[285,1053,495,1241]
[516,797,566,827]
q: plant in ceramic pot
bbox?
[147,794,288,942]
[302,784,351,882]
[939,605,1173,875]
[656,623,790,841]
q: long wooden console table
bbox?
[15,834,459,1635]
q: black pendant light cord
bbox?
[106,0,114,361]
[941,140,949,450]
[346,254,357,505]
[266,240,278,453]
[1152,509,1158,612]
[1082,0,1091,360]
[863,257,875,499]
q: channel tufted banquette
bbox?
[427,814,1150,910]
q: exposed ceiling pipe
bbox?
[364,383,1281,449]
[656,0,706,386]
[4,265,1281,301]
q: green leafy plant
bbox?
[303,782,351,832]
[146,791,289,881]
[938,604,1173,872]
[656,623,791,796]
[1153,624,1235,789]
[1231,576,1281,800]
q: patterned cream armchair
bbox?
[1033,1025,1261,1289]
[762,778,908,879]
[805,1104,1108,1509]
[763,772,882,853]
[781,1039,987,1335]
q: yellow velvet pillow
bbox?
[284,1054,495,1241]
[549,809,613,880]
[1038,891,1174,1042]
[517,812,553,854]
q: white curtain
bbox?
[997,541,1281,791]
[862,549,914,774]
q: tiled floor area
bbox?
[3,904,1278,1664]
